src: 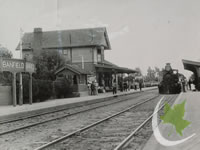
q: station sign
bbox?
[0,58,35,73]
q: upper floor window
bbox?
[58,49,63,55]
[97,55,101,62]
[97,49,102,62]
[63,50,68,55]
[97,49,101,54]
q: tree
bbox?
[135,67,142,76]
[0,45,13,58]
[0,45,13,85]
[33,50,65,80]
[154,67,161,81]
[146,66,156,82]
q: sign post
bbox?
[29,73,33,104]
[12,72,16,107]
[0,58,35,106]
[19,74,23,105]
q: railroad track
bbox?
[0,88,157,125]
[33,94,176,150]
[0,90,157,137]
[0,91,142,125]
[113,96,169,150]
[114,93,180,150]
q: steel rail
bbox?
[113,96,171,150]
[0,92,140,124]
[34,95,159,150]
[0,87,157,125]
[0,92,154,136]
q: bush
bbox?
[35,80,53,101]
[19,74,53,103]
[22,74,39,103]
[54,78,73,98]
[18,75,74,103]
[0,72,12,86]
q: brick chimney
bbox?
[33,28,43,56]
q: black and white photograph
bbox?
[0,0,199,149]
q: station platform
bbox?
[143,91,200,150]
[0,87,157,121]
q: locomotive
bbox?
[158,63,181,94]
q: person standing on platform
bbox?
[181,79,186,92]
[94,80,98,95]
[134,82,137,90]
[188,79,192,91]
[124,82,128,91]
[112,79,117,95]
[91,81,95,95]
[120,81,123,92]
[139,81,142,91]
[87,82,91,95]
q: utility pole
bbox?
[19,28,23,105]
[81,56,84,69]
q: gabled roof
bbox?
[55,64,90,75]
[16,27,111,50]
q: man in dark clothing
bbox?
[134,83,137,90]
[112,79,117,95]
[188,79,192,90]
[139,81,142,91]
[91,82,95,95]
[181,79,186,92]
[124,82,128,91]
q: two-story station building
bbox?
[16,27,136,96]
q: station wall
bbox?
[72,47,93,63]
[0,85,12,105]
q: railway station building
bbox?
[16,27,137,96]
[182,59,200,91]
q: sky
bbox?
[0,0,200,78]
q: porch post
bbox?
[128,73,130,91]
[121,73,124,91]
[109,72,112,88]
[100,46,105,62]
[19,72,23,105]
[115,72,118,93]
[29,73,33,104]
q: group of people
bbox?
[119,82,129,92]
[112,80,143,95]
[133,81,143,91]
[88,79,143,96]
[88,81,98,95]
[180,78,195,92]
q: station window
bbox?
[63,50,68,55]
[97,49,101,54]
[97,54,101,62]
[97,49,102,62]
[58,49,63,54]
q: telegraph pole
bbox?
[19,28,23,105]
[81,56,84,69]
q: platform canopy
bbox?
[95,60,137,74]
[182,59,200,90]
[182,59,200,75]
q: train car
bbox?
[158,63,181,94]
